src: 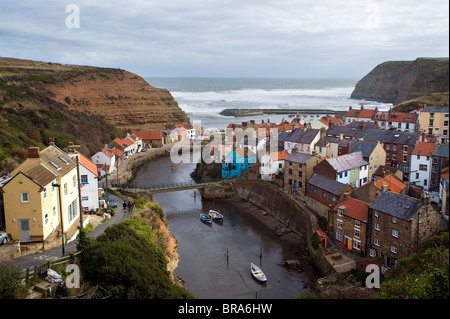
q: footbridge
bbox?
[117,180,224,194]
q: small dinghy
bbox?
[208,209,224,222]
[200,213,212,224]
[250,263,267,283]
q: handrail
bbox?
[117,179,224,192]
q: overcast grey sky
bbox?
[0,0,448,78]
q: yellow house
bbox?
[1,145,80,242]
[350,140,386,180]
[419,106,449,144]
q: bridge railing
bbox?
[117,179,224,192]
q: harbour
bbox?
[130,154,321,299]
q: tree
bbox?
[0,260,29,299]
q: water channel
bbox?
[130,155,320,299]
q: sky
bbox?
[0,0,448,78]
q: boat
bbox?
[208,209,223,222]
[200,213,212,224]
[250,263,267,283]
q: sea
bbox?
[144,77,393,131]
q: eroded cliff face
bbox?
[47,69,190,131]
[350,58,449,105]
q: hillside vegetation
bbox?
[0,57,189,176]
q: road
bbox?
[10,194,132,271]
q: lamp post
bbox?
[52,183,65,256]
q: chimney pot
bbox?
[27,147,41,159]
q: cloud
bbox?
[0,0,448,77]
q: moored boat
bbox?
[200,213,212,224]
[208,209,224,222]
[250,263,267,283]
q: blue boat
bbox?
[200,213,212,224]
[208,209,223,222]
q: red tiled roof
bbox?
[338,197,369,222]
[270,150,289,161]
[387,112,417,123]
[412,142,436,156]
[132,131,163,140]
[77,153,98,176]
[374,175,406,193]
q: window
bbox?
[391,245,398,254]
[44,212,49,225]
[322,191,326,198]
[369,248,377,257]
[336,232,343,241]
[58,156,69,164]
[375,223,380,231]
[374,211,378,217]
[313,187,317,194]
[392,216,397,224]
[289,169,292,175]
[288,179,292,185]
[73,175,76,187]
[81,196,89,201]
[338,209,344,216]
[424,179,427,186]
[337,219,343,229]
[355,220,361,227]
[21,192,29,203]
[298,171,302,177]
[49,161,61,170]
[392,229,399,238]
[353,239,361,250]
[63,183,68,195]
[53,206,57,217]
[43,186,47,199]
[81,175,88,183]
[429,119,434,126]
[354,228,360,238]
[374,238,380,246]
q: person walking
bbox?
[122,201,127,212]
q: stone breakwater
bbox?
[219,108,341,117]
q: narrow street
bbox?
[10,194,132,271]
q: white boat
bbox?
[250,263,267,283]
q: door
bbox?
[19,218,31,242]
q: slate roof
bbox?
[350,141,378,158]
[307,173,349,195]
[384,131,419,146]
[315,136,340,147]
[285,128,305,143]
[327,126,359,138]
[422,106,449,113]
[326,151,368,172]
[433,144,449,158]
[285,128,319,144]
[369,192,422,221]
[298,128,320,144]
[285,152,312,164]
[355,128,391,143]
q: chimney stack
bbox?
[381,182,389,193]
[27,147,41,159]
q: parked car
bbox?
[141,147,147,152]
[0,231,8,245]
[108,198,118,208]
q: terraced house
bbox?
[368,192,441,269]
[1,145,80,242]
[313,151,369,189]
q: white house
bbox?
[409,142,436,191]
[91,147,116,176]
[259,150,289,181]
[68,151,99,212]
[375,111,417,132]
